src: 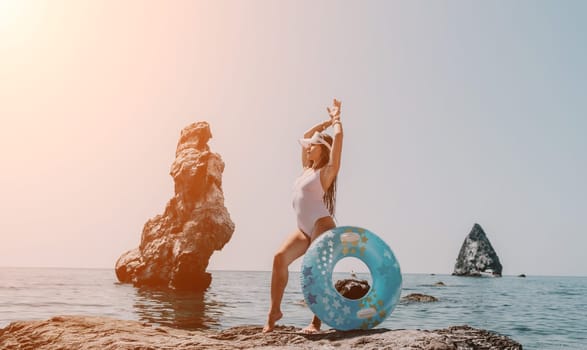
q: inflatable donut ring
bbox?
[300,226,402,330]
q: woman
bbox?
[263,98,344,333]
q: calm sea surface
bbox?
[0,268,585,349]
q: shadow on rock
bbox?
[211,325,391,345]
[300,327,391,341]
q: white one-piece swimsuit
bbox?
[292,168,331,236]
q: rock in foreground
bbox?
[0,316,522,350]
[453,223,503,277]
[115,122,235,291]
[334,278,370,299]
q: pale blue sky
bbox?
[1,1,585,276]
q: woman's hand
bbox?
[327,98,341,121]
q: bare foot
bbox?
[262,311,283,333]
[301,322,321,334]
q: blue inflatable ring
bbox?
[301,226,402,330]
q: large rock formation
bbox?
[453,223,502,277]
[115,122,234,291]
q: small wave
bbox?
[512,325,532,332]
[548,290,583,297]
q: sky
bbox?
[1,1,585,277]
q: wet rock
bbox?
[453,223,503,277]
[402,293,439,303]
[434,281,446,287]
[0,316,523,350]
[115,122,235,291]
[334,278,370,299]
[518,274,526,278]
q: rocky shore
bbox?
[0,315,522,350]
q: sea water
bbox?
[0,268,585,349]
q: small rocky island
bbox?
[115,122,235,291]
[453,223,503,277]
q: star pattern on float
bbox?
[301,227,401,331]
[342,305,351,315]
[378,262,392,276]
[303,276,315,289]
[313,239,335,273]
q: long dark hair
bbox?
[308,133,337,217]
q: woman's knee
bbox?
[273,251,288,269]
[273,230,310,268]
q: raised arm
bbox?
[328,118,343,172]
[322,99,343,188]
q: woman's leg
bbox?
[263,229,311,332]
[310,216,336,242]
[302,216,336,334]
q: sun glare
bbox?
[0,0,45,42]
[0,0,26,27]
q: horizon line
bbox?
[0,265,585,278]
